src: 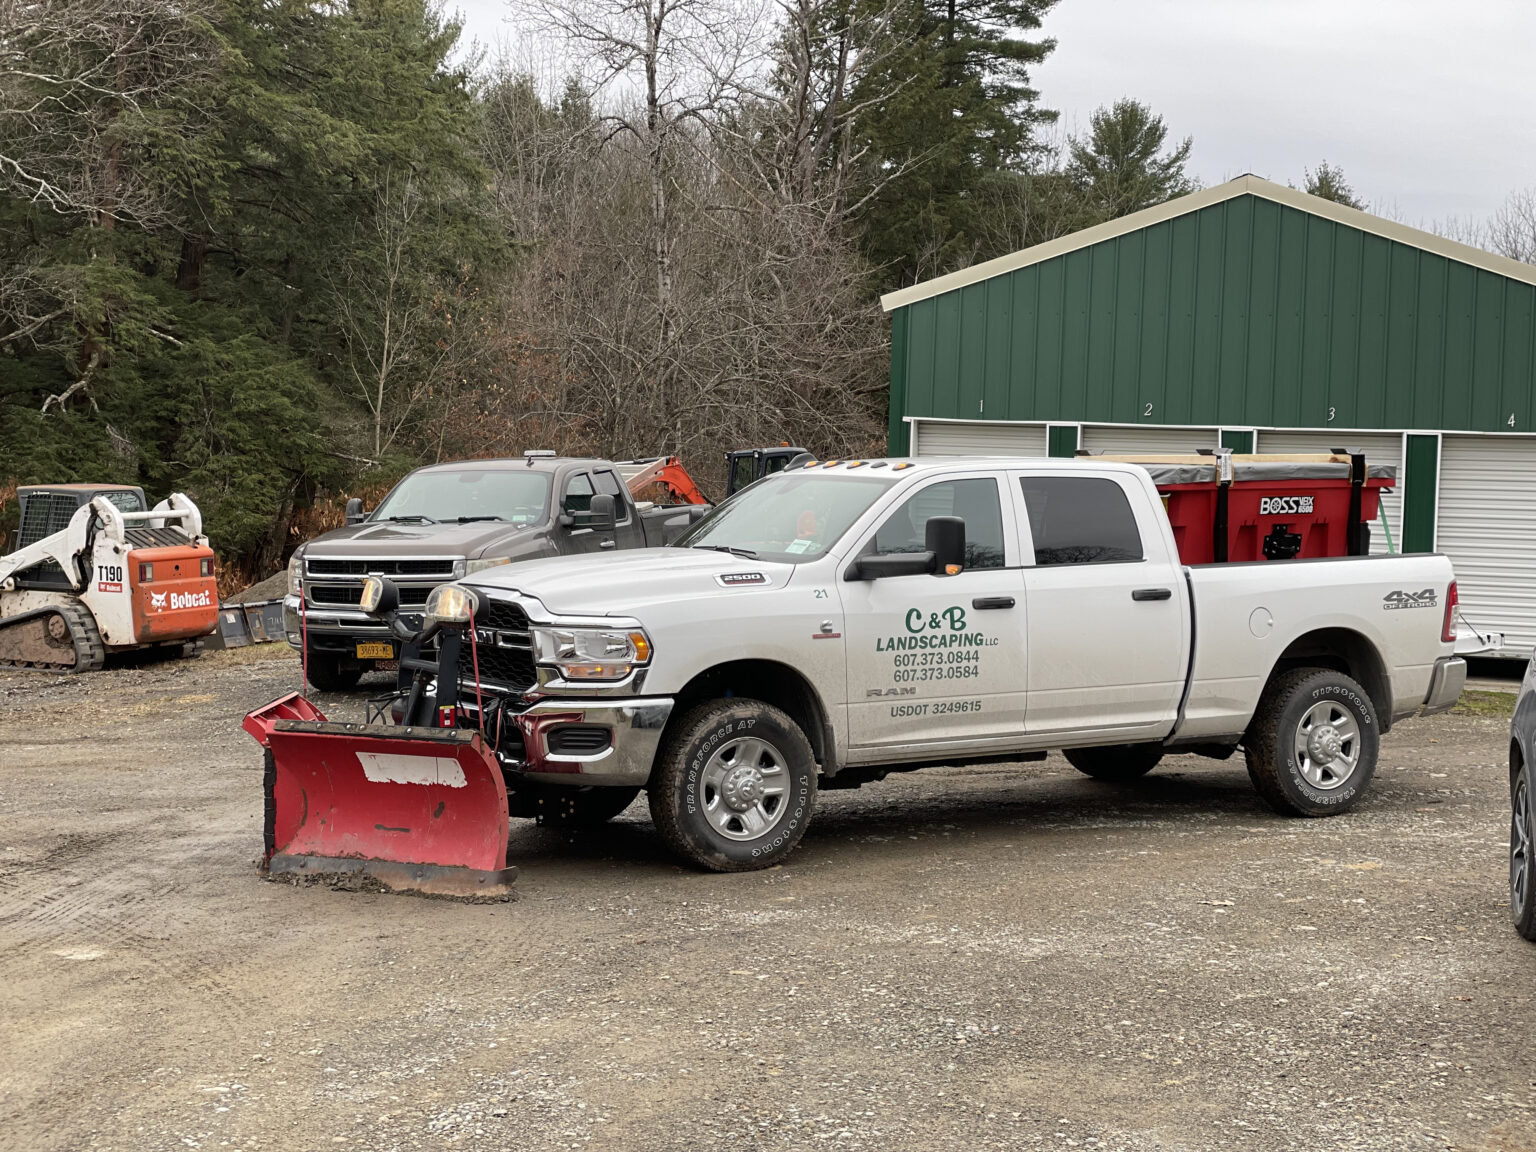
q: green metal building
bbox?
[881,175,1536,654]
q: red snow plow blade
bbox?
[244,693,516,898]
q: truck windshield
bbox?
[371,470,551,525]
[674,472,899,564]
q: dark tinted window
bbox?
[871,479,1005,570]
[1020,477,1143,565]
[563,473,594,514]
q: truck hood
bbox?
[300,520,543,559]
[465,548,794,615]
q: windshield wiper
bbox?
[452,515,505,523]
[691,544,758,558]
[383,514,438,524]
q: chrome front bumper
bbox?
[282,595,409,646]
[1421,656,1468,717]
[515,697,674,787]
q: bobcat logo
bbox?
[149,591,167,610]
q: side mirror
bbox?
[345,497,365,525]
[926,515,966,575]
[852,551,935,580]
[587,493,617,531]
[360,575,400,617]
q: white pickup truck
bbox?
[453,456,1466,871]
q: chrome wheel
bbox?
[1293,700,1361,790]
[1513,775,1532,918]
[700,735,789,841]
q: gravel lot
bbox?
[2,646,1533,1152]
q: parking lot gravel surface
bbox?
[2,647,1533,1152]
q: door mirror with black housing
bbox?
[586,493,617,532]
[345,497,365,525]
[848,516,967,580]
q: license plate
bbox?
[356,642,395,660]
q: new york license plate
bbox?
[356,642,395,660]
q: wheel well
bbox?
[666,659,835,775]
[1268,628,1394,730]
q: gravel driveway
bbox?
[2,647,1532,1152]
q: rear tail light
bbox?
[138,562,154,583]
[1441,580,1458,644]
[200,557,214,578]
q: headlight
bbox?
[531,626,652,681]
[465,556,513,575]
[287,551,303,596]
[425,583,479,625]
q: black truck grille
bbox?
[308,584,433,606]
[306,558,457,577]
[462,598,537,689]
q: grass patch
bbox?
[1452,689,1517,717]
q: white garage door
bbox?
[910,420,1048,457]
[1256,430,1403,556]
[1079,425,1219,454]
[1436,435,1536,656]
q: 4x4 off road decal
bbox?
[1259,495,1316,515]
[1383,588,1438,611]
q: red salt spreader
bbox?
[1085,449,1396,564]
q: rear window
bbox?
[1019,476,1143,566]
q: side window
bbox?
[1019,477,1144,566]
[563,473,594,516]
[593,470,629,522]
[869,479,1005,570]
[102,491,146,514]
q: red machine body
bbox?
[1093,452,1396,566]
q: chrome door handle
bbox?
[972,596,1015,609]
[599,539,616,550]
[1131,588,1172,601]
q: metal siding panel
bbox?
[1471,272,1506,431]
[1503,283,1535,433]
[1412,255,1449,428]
[912,421,1048,457]
[1086,243,1118,419]
[1164,213,1200,425]
[1218,199,1253,422]
[985,274,1015,420]
[1113,230,1146,423]
[1221,429,1255,453]
[1190,205,1226,420]
[1437,435,1536,654]
[1255,430,1403,555]
[1080,425,1218,454]
[1381,245,1420,430]
[1439,262,1477,429]
[1327,226,1363,430]
[1029,261,1064,420]
[1297,216,1335,429]
[1061,250,1093,417]
[1351,234,1392,430]
[933,292,963,418]
[1139,223,1173,422]
[907,298,938,417]
[1271,207,1309,427]
[1241,198,1281,427]
[1048,424,1080,456]
[957,283,988,418]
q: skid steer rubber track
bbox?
[0,601,106,673]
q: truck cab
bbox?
[284,454,707,689]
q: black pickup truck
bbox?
[283,453,709,688]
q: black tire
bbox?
[514,785,642,828]
[1512,759,1536,941]
[304,651,362,692]
[1064,743,1164,782]
[647,699,818,872]
[1244,668,1379,816]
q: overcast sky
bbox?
[450,0,1536,228]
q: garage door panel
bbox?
[1437,435,1536,656]
[911,421,1047,457]
[1257,430,1403,557]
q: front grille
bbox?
[309,584,363,605]
[462,597,536,688]
[306,557,457,577]
[124,526,191,548]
